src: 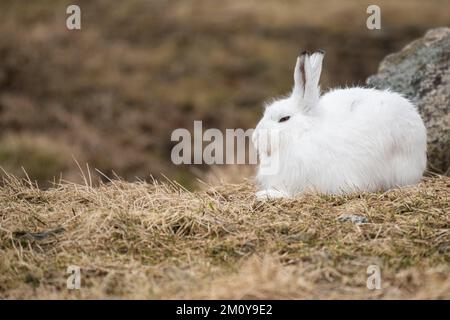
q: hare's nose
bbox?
[253,129,272,158]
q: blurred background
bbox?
[0,0,448,188]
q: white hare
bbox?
[252,50,427,199]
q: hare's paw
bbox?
[255,189,287,200]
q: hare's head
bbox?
[252,50,325,158]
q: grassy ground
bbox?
[0,173,448,299]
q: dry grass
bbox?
[0,172,449,299]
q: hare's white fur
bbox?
[253,51,427,199]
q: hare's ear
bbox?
[293,50,325,113]
[293,51,308,98]
[308,50,325,85]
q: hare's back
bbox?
[319,87,419,122]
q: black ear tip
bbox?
[317,49,326,55]
[300,50,310,56]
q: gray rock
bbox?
[338,214,368,224]
[367,28,450,175]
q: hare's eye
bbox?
[278,116,290,123]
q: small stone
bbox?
[338,214,368,224]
